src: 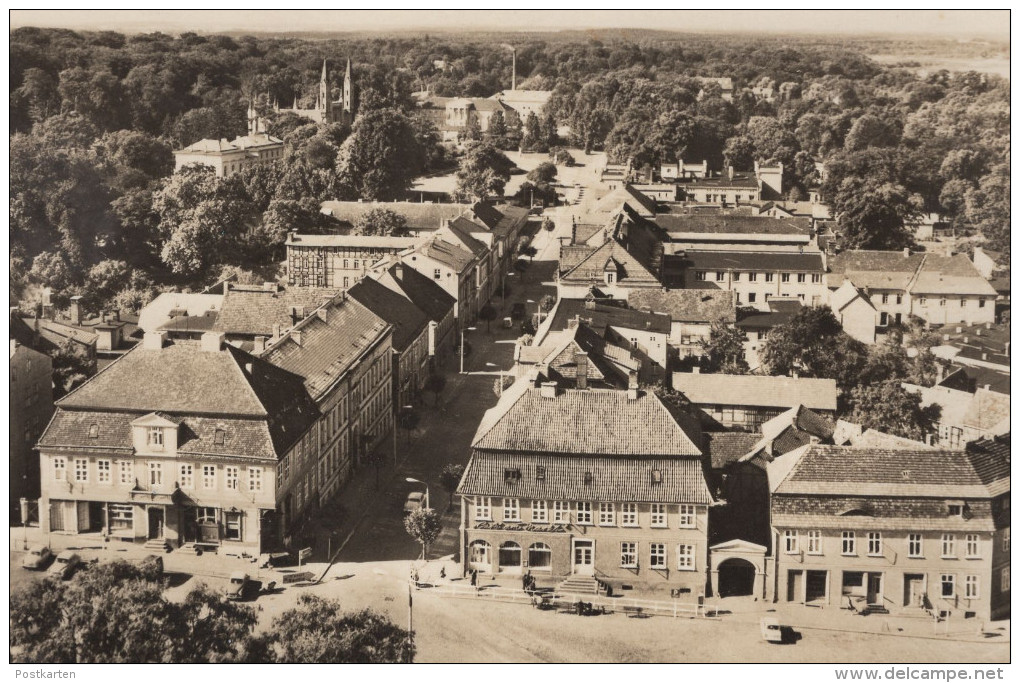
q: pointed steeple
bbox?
[342,57,353,114]
[318,59,331,118]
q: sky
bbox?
[8,9,1011,40]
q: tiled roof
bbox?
[550,299,671,335]
[653,215,811,236]
[852,429,934,450]
[939,365,1010,396]
[37,319,98,346]
[773,444,1008,499]
[735,307,800,331]
[375,261,456,322]
[213,287,339,337]
[560,239,661,287]
[138,292,222,333]
[961,388,1010,432]
[668,251,824,273]
[672,372,838,412]
[559,245,599,274]
[472,387,703,457]
[319,201,469,231]
[421,237,476,272]
[259,296,391,401]
[346,278,429,353]
[591,185,656,217]
[703,432,761,469]
[458,452,713,505]
[911,254,997,296]
[825,250,924,290]
[627,289,737,324]
[444,218,490,256]
[158,311,220,332]
[965,434,1010,489]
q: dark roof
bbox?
[458,452,713,505]
[825,250,924,290]
[627,289,737,324]
[736,309,799,330]
[550,299,671,335]
[346,278,429,353]
[773,444,1009,498]
[159,310,220,333]
[213,287,340,337]
[989,276,1010,294]
[939,365,1010,396]
[472,386,703,457]
[445,218,490,256]
[653,215,811,236]
[676,174,758,189]
[421,238,476,272]
[668,251,824,272]
[703,432,762,469]
[259,295,391,401]
[559,239,660,287]
[376,262,456,322]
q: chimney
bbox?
[253,336,267,353]
[981,352,988,361]
[511,47,517,91]
[263,281,277,292]
[925,433,936,447]
[317,307,329,322]
[100,311,108,323]
[956,326,962,333]
[143,331,167,350]
[69,295,83,326]
[245,361,253,375]
[288,231,297,243]
[539,381,558,398]
[273,324,282,340]
[584,298,596,309]
[984,384,991,391]
[902,247,910,257]
[627,370,639,400]
[291,330,303,346]
[574,351,589,390]
[394,263,404,280]
[201,331,225,352]
[976,329,982,336]
[792,370,799,379]
[112,309,120,322]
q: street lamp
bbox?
[405,477,430,510]
[459,326,476,374]
[486,362,506,397]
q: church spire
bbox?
[343,57,353,114]
[317,59,331,117]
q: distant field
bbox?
[869,53,1010,78]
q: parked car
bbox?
[47,550,81,579]
[761,617,783,643]
[403,491,425,515]
[224,571,250,600]
[510,302,526,320]
[22,544,53,570]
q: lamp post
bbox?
[459,326,476,374]
[405,477,430,510]
[486,362,505,397]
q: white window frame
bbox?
[1003,528,1010,552]
[748,272,758,282]
[941,533,956,558]
[147,427,164,449]
[678,504,695,528]
[841,531,856,556]
[965,534,980,559]
[503,498,521,522]
[250,467,263,493]
[940,573,956,599]
[964,575,979,599]
[53,457,67,481]
[620,502,638,527]
[598,502,615,526]
[148,462,162,487]
[867,532,883,557]
[621,542,637,568]
[532,500,548,523]
[715,271,725,282]
[649,543,666,568]
[552,501,569,523]
[179,464,193,489]
[676,544,695,570]
[908,533,923,558]
[225,466,239,491]
[807,530,822,554]
[97,459,111,484]
[119,460,133,485]
[74,458,88,483]
[225,511,242,541]
[650,503,667,528]
[202,465,216,490]
[475,496,491,521]
[784,529,799,554]
[575,501,593,525]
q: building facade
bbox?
[173,134,285,178]
[10,340,54,521]
[286,232,418,290]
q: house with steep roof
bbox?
[372,259,457,364]
[768,440,1010,620]
[257,293,394,511]
[627,289,737,359]
[556,239,663,301]
[672,371,838,431]
[319,200,471,237]
[514,322,640,390]
[828,280,879,344]
[457,377,713,595]
[36,332,320,555]
[401,236,481,323]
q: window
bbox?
[650,503,667,528]
[109,504,133,530]
[784,530,799,554]
[941,534,956,558]
[225,512,242,541]
[119,461,133,485]
[535,466,546,480]
[576,501,593,525]
[88,424,99,439]
[678,504,695,528]
[965,534,979,558]
[940,574,955,599]
[180,464,193,489]
[812,273,822,283]
[676,544,695,570]
[605,272,615,284]
[765,273,775,283]
[649,543,666,568]
[964,575,979,599]
[896,294,903,305]
[979,298,987,308]
[97,460,111,484]
[960,298,967,308]
[748,292,757,303]
[1002,567,1010,592]
[621,503,638,526]
[807,530,822,554]
[147,427,164,449]
[532,500,548,523]
[715,271,725,282]
[732,272,741,282]
[919,296,927,307]
[225,466,238,490]
[797,273,806,283]
[695,271,707,281]
[948,503,964,517]
[650,469,662,485]
[868,532,882,556]
[529,543,552,569]
[1003,528,1010,552]
[552,501,569,523]
[148,462,162,487]
[53,457,66,481]
[748,272,758,282]
[781,273,791,283]
[908,534,923,558]
[939,297,946,307]
[250,467,263,493]
[214,428,226,446]
[74,458,88,482]
[881,294,889,304]
[621,542,638,568]
[469,541,490,567]
[433,269,442,280]
[841,531,856,555]
[598,502,615,526]
[498,542,521,568]
[475,497,491,520]
[203,465,216,489]
[503,498,520,521]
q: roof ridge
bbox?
[905,253,927,293]
[55,344,139,407]
[224,345,270,417]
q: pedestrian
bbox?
[470,569,478,587]
[439,566,446,580]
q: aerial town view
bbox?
[6,8,1011,672]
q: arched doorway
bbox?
[718,558,756,597]
[498,541,522,574]
[469,540,491,572]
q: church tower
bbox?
[316,59,332,121]
[342,58,353,115]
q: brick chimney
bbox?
[69,295,83,326]
[253,336,267,353]
[540,381,558,398]
[627,370,639,400]
[574,351,588,390]
[200,331,225,353]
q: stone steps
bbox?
[556,574,603,595]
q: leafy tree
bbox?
[540,294,556,312]
[353,208,409,237]
[514,181,557,208]
[722,135,754,170]
[492,374,515,396]
[702,323,749,374]
[485,109,508,148]
[454,143,515,201]
[29,250,77,294]
[831,176,920,250]
[521,111,543,151]
[337,108,424,201]
[848,381,940,442]
[463,116,482,142]
[504,109,523,149]
[403,507,442,560]
[550,147,575,166]
[526,162,557,184]
[51,339,96,397]
[267,595,413,663]
[439,463,466,511]
[478,303,498,333]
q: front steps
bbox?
[556,574,605,596]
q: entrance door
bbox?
[904,574,925,607]
[867,573,883,604]
[806,570,828,602]
[147,508,165,539]
[787,569,804,602]
[572,539,594,575]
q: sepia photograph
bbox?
[6,7,1011,672]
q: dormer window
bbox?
[504,468,521,484]
[88,424,99,439]
[147,428,164,450]
[536,466,546,481]
[650,469,662,485]
[947,501,967,518]
[214,428,226,446]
